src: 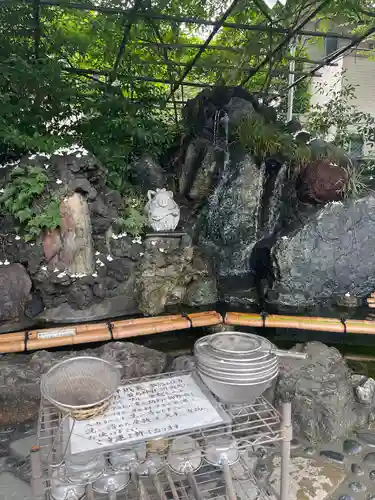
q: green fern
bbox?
[0,165,61,240]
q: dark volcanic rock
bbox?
[70,177,98,201]
[0,264,32,322]
[270,195,375,309]
[319,450,345,464]
[183,278,217,307]
[275,342,358,444]
[131,154,167,192]
[0,342,166,425]
[199,146,265,277]
[67,283,94,309]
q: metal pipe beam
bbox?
[129,58,323,76]
[167,0,241,100]
[6,0,358,40]
[62,64,322,78]
[33,0,41,59]
[108,0,143,84]
[240,0,332,86]
[139,41,339,66]
[279,24,375,95]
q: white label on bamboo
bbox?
[67,374,228,455]
[37,327,76,340]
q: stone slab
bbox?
[9,434,36,459]
[269,455,346,500]
[0,472,32,499]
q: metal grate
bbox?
[36,371,284,499]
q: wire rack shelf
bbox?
[32,371,289,500]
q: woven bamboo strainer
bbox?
[41,356,121,420]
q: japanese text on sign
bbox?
[68,374,226,454]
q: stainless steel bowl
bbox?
[197,363,279,382]
[197,368,278,404]
[195,353,278,372]
[195,332,275,364]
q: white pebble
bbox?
[92,272,98,277]
[41,266,47,271]
[15,235,21,241]
[151,241,156,246]
[0,188,4,193]
[95,259,102,264]
[4,260,10,266]
[107,255,113,261]
[99,262,105,267]
[30,243,35,247]
[345,292,350,297]
[139,252,144,257]
[95,251,100,256]
[56,179,62,185]
[0,261,3,266]
[57,272,66,278]
[159,248,165,253]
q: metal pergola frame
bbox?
[2,0,375,112]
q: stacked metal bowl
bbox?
[194,332,279,404]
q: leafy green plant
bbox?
[25,198,61,241]
[236,114,311,167]
[0,165,61,240]
[115,194,147,236]
[342,161,369,198]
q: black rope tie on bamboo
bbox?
[261,311,268,328]
[107,321,114,340]
[181,312,193,328]
[340,317,347,334]
[24,331,30,352]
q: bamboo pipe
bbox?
[344,354,375,362]
[225,312,375,335]
[0,340,25,353]
[226,312,344,332]
[187,311,223,327]
[0,331,26,353]
[112,316,191,339]
[26,326,112,350]
[111,315,186,327]
[0,311,223,353]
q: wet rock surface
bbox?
[270,196,375,309]
[198,147,265,278]
[275,342,359,444]
[136,234,216,315]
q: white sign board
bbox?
[37,327,76,340]
[68,374,227,455]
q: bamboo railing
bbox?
[224,312,375,334]
[3,308,375,354]
[0,311,223,353]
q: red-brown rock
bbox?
[43,228,62,264]
[296,159,349,204]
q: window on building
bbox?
[325,37,338,56]
[348,135,364,159]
